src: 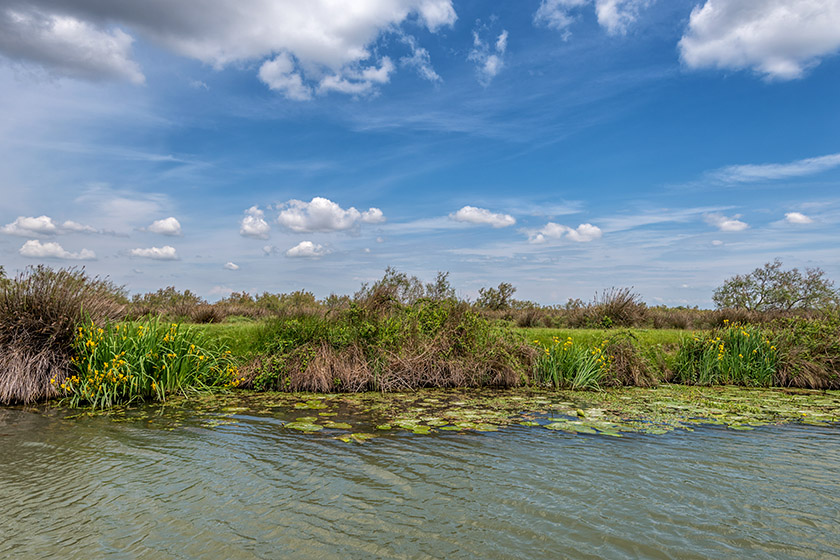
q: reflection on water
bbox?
[1,405,839,559]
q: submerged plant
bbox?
[60,318,240,408]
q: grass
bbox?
[523,328,685,347]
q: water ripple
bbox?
[1,409,838,559]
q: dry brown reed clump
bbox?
[0,266,125,404]
[600,332,659,387]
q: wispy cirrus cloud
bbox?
[710,153,840,184]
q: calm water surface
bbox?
[1,405,839,559]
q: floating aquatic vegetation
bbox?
[25,385,840,439]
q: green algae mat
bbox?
[46,385,840,441]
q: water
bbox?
[2,404,839,559]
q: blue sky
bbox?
[1,0,838,306]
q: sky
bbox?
[0,0,839,307]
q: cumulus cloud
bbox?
[450,206,516,228]
[130,246,179,260]
[704,213,748,232]
[285,241,329,258]
[277,197,385,233]
[528,222,603,243]
[0,8,144,83]
[679,0,840,80]
[1,215,99,236]
[240,206,271,240]
[19,239,95,260]
[784,212,814,224]
[146,217,182,236]
[1,0,455,94]
[711,153,840,184]
[2,215,58,236]
[534,0,649,37]
[223,261,240,270]
[468,27,509,86]
[258,52,312,101]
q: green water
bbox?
[1,401,839,559]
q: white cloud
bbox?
[400,34,441,82]
[711,153,840,183]
[534,0,649,37]
[450,206,516,228]
[277,197,385,232]
[258,52,312,101]
[566,223,603,242]
[130,246,179,260]
[223,261,240,270]
[468,27,509,86]
[286,241,329,258]
[2,215,58,237]
[317,57,395,96]
[19,239,95,260]
[361,208,386,224]
[147,217,182,236]
[679,0,840,80]
[712,240,724,246]
[785,212,814,224]
[528,222,602,243]
[61,220,97,234]
[240,206,271,240]
[0,9,144,83]
[4,0,455,94]
[2,215,101,236]
[594,0,650,35]
[704,213,748,232]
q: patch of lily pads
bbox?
[33,384,840,439]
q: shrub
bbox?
[0,266,125,404]
[61,319,239,408]
[589,287,647,327]
[772,311,840,389]
[242,299,533,392]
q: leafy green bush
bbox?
[60,319,239,408]
[244,299,532,392]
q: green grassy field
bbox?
[522,327,687,348]
[192,320,694,361]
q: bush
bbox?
[0,266,125,404]
[242,299,534,392]
[60,319,239,408]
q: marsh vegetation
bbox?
[1,262,838,407]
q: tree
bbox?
[476,282,516,310]
[713,259,837,311]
